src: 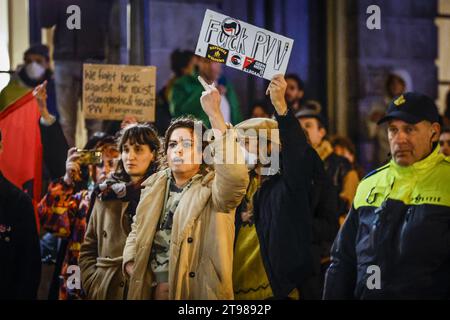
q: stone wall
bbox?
[351,0,438,171]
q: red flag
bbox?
[0,91,43,225]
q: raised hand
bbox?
[199,76,221,118]
[266,74,288,116]
[198,76,227,134]
[64,147,82,185]
[33,80,53,122]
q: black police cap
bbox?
[378,92,440,125]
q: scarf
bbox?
[240,172,262,225]
[315,139,334,161]
[89,177,144,226]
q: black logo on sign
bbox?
[230,54,242,66]
[221,18,241,37]
[206,45,229,63]
[243,57,266,77]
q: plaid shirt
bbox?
[38,179,92,300]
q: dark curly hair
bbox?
[113,123,162,182]
[162,116,210,173]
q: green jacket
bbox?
[324,146,450,299]
[169,73,243,127]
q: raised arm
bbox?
[198,76,249,212]
[266,75,314,191]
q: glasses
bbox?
[439,140,450,146]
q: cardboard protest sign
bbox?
[83,64,156,121]
[195,9,294,80]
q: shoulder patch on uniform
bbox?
[362,164,389,181]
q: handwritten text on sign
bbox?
[195,9,294,80]
[83,64,156,121]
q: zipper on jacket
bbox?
[398,206,413,256]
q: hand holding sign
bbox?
[64,147,82,185]
[266,74,288,116]
[198,75,227,134]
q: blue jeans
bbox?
[54,60,103,147]
[40,232,59,264]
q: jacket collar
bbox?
[390,145,443,177]
[314,139,334,161]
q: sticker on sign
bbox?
[195,9,294,80]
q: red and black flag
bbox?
[0,91,43,224]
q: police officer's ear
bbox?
[431,123,441,143]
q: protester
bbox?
[439,127,450,157]
[0,45,57,118]
[296,106,360,219]
[122,77,249,300]
[0,129,42,299]
[324,92,450,299]
[233,75,334,300]
[301,129,340,299]
[248,99,274,119]
[368,69,413,167]
[443,89,450,127]
[331,135,365,180]
[33,81,69,299]
[285,73,305,112]
[39,0,113,147]
[170,57,243,127]
[79,124,161,300]
[33,81,69,181]
[155,49,196,135]
[38,133,119,300]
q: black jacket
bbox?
[235,110,314,298]
[299,151,340,299]
[40,0,112,61]
[323,153,353,216]
[309,150,340,261]
[0,172,41,299]
[40,119,69,180]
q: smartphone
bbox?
[76,149,103,165]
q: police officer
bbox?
[323,92,450,299]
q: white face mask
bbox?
[240,145,258,171]
[25,62,46,80]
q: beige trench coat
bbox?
[123,131,249,300]
[79,198,130,299]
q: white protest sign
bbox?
[195,9,294,80]
[83,64,156,121]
